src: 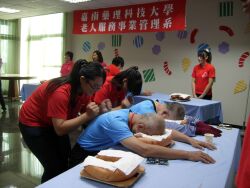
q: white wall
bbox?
[66,0,250,126]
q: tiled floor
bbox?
[0,100,81,188]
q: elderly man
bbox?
[129,100,222,137]
[69,109,215,168]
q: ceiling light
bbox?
[61,0,92,3]
[0,7,20,13]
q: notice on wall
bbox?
[73,0,186,34]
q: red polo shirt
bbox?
[192,63,215,95]
[93,76,125,107]
[106,64,121,77]
[19,82,91,127]
[60,60,74,76]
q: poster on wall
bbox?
[73,0,186,34]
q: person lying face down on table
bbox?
[69,109,216,168]
[129,100,222,137]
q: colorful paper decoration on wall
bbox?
[238,52,250,68]
[114,48,119,57]
[143,68,156,83]
[163,61,172,75]
[82,41,91,52]
[219,25,234,37]
[219,1,233,17]
[182,58,191,72]
[133,35,144,48]
[177,30,188,39]
[218,41,229,54]
[97,42,105,51]
[112,35,122,47]
[155,32,165,41]
[152,45,161,55]
[197,43,210,52]
[234,80,247,94]
[190,28,198,44]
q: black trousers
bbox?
[19,122,71,183]
[196,93,212,100]
[69,143,98,169]
[0,80,6,110]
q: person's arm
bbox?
[52,102,100,136]
[134,133,174,147]
[170,129,216,150]
[99,99,112,113]
[111,96,133,111]
[192,78,197,98]
[121,136,215,164]
[198,78,214,99]
[180,119,188,125]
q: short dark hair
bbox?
[198,49,212,63]
[93,50,104,63]
[112,56,124,68]
[112,66,142,96]
[65,51,74,61]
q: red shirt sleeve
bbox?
[47,87,70,120]
[93,81,111,104]
[191,66,196,78]
[208,65,216,78]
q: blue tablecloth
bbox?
[36,128,240,188]
[20,83,40,101]
[134,92,223,124]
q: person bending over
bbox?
[69,109,216,168]
[93,66,142,110]
[19,60,111,183]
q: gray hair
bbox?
[140,113,165,135]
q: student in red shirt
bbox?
[19,60,111,183]
[106,56,124,77]
[60,51,74,77]
[94,66,142,110]
[92,50,107,68]
[192,49,215,100]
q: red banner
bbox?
[73,0,186,34]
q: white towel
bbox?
[165,119,182,124]
[83,150,144,175]
[139,129,172,141]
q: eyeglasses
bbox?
[87,80,102,91]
